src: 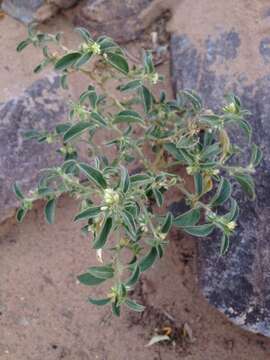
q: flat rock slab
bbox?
[0,75,67,223]
[1,0,79,23]
[170,1,270,336]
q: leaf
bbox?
[13,182,24,200]
[125,298,145,312]
[194,173,203,195]
[75,27,92,42]
[16,208,27,223]
[122,210,137,239]
[250,144,262,167]
[152,188,163,207]
[164,143,185,161]
[143,51,155,74]
[75,51,93,68]
[182,223,215,237]
[238,119,252,140]
[106,52,129,74]
[63,121,91,142]
[146,335,170,347]
[44,198,56,224]
[74,206,101,221]
[78,162,107,189]
[114,110,143,124]
[118,80,141,92]
[98,36,118,52]
[77,272,106,286]
[160,212,173,234]
[112,302,121,317]
[211,178,232,207]
[91,111,107,127]
[140,247,158,272]
[88,265,114,279]
[93,217,113,249]
[16,39,31,52]
[55,52,82,71]
[130,174,152,185]
[120,166,130,193]
[140,85,153,113]
[224,199,239,222]
[234,172,255,199]
[174,208,200,227]
[220,233,230,256]
[126,264,140,287]
[182,89,202,111]
[88,297,111,306]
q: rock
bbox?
[0,75,67,223]
[170,0,270,336]
[1,0,79,23]
[73,0,169,43]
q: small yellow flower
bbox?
[227,221,237,231]
[223,102,236,113]
[91,42,101,55]
[150,72,159,84]
[104,188,120,206]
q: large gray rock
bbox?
[73,0,168,43]
[170,2,270,336]
[1,0,79,23]
[0,75,67,223]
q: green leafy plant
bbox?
[14,25,262,316]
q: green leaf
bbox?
[164,143,185,161]
[130,173,152,185]
[93,217,113,249]
[234,172,255,199]
[182,223,215,237]
[140,85,153,113]
[126,264,140,287]
[125,298,145,312]
[220,233,230,255]
[118,80,141,92]
[75,51,93,68]
[106,52,129,74]
[143,51,155,74]
[122,210,137,239]
[174,208,200,227]
[44,198,56,224]
[194,173,203,195]
[160,212,173,233]
[55,52,82,71]
[63,121,91,142]
[140,247,158,272]
[238,119,252,140]
[211,178,232,207]
[88,297,111,306]
[250,144,262,167]
[152,188,163,207]
[16,39,31,52]
[78,162,107,189]
[75,27,92,42]
[224,199,239,222]
[16,208,27,223]
[112,302,121,317]
[91,111,107,127]
[88,265,114,279]
[114,110,143,124]
[74,206,101,221]
[182,90,202,111]
[120,166,130,193]
[77,272,106,286]
[13,182,24,200]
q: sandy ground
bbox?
[1,7,270,360]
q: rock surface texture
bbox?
[0,75,67,223]
[73,0,169,43]
[170,0,270,336]
[1,0,79,23]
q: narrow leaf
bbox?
[78,163,107,189]
[77,272,106,286]
[13,182,24,200]
[74,206,101,221]
[106,52,129,74]
[126,264,140,287]
[93,217,113,249]
[44,198,56,224]
[160,212,173,233]
[182,223,215,237]
[211,178,232,207]
[234,172,255,199]
[125,298,145,312]
[55,52,82,71]
[88,297,111,306]
[140,247,158,272]
[63,121,91,142]
[114,110,143,124]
